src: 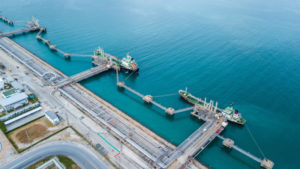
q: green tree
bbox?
[0,120,6,133]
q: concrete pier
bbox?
[217,135,274,169]
[222,138,234,149]
[49,45,57,50]
[0,18,42,38]
[0,14,14,25]
[164,117,226,168]
[261,159,274,169]
[117,81,198,116]
[143,95,153,103]
[57,65,110,87]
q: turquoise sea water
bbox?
[1,0,300,168]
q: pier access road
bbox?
[0,141,112,169]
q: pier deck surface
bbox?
[217,135,263,163]
[56,65,110,87]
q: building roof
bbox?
[2,88,18,97]
[11,81,24,91]
[45,111,59,120]
[0,92,28,107]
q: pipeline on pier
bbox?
[36,29,93,60]
[0,17,43,38]
[217,135,274,169]
[0,13,14,25]
[117,80,194,116]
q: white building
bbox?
[45,111,60,125]
[11,81,24,92]
[36,157,66,169]
[0,78,4,90]
[0,105,4,114]
[0,92,28,111]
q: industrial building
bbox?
[0,78,4,90]
[45,111,60,125]
[11,81,24,92]
[0,92,28,111]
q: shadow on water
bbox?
[221,148,258,169]
[119,70,139,82]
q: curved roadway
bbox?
[0,141,110,169]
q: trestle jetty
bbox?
[0,15,274,169]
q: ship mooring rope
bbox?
[13,20,27,23]
[125,70,136,81]
[245,124,266,158]
[153,93,178,98]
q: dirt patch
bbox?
[7,117,66,150]
[15,124,48,143]
[43,118,54,128]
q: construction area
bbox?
[0,15,274,169]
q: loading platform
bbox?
[0,18,43,38]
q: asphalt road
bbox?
[0,141,110,169]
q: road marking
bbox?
[114,152,120,157]
[97,133,120,153]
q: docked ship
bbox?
[178,89,246,125]
[221,106,246,125]
[94,48,138,72]
[120,53,139,72]
[178,89,202,105]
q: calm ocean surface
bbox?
[1,0,300,168]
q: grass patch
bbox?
[17,126,69,153]
[27,155,80,169]
[0,113,6,117]
[28,93,39,104]
[6,124,68,153]
[27,156,52,169]
[58,156,80,169]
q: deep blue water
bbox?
[1,0,300,168]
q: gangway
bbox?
[173,107,194,114]
[57,65,110,87]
